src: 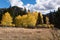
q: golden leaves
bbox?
[15,13,37,27]
[1,12,13,26]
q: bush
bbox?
[36,24,54,28]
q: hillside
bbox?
[0,27,60,40]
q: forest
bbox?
[0,6,60,28]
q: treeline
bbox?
[0,6,51,28]
[47,7,60,28]
[0,6,58,28]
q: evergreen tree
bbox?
[36,12,43,25]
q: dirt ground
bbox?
[0,27,60,40]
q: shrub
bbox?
[37,24,54,28]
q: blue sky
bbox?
[0,0,60,14]
[21,0,36,5]
[0,0,36,8]
[0,0,10,8]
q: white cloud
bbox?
[26,0,60,14]
[9,0,24,8]
[9,0,60,14]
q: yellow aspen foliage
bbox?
[40,12,43,18]
[32,11,38,20]
[46,16,50,24]
[1,12,13,26]
[15,10,37,27]
[27,11,37,26]
[15,14,37,27]
[15,15,28,27]
[15,15,22,26]
[22,15,28,27]
[39,12,43,24]
[27,14,37,26]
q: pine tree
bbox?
[36,12,43,25]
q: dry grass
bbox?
[0,27,60,40]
